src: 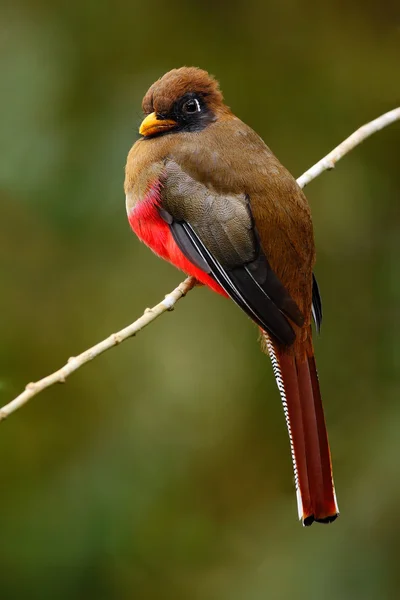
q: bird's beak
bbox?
[139,112,177,137]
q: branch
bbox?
[0,277,196,422]
[297,107,400,188]
[1,107,399,422]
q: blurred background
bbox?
[1,1,399,598]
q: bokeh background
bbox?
[1,1,400,598]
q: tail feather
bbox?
[307,353,339,520]
[265,333,339,526]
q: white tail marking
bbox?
[264,333,303,521]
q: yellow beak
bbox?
[139,112,177,137]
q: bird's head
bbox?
[139,67,228,138]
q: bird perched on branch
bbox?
[125,67,339,526]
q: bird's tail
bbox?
[264,332,339,526]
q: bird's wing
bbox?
[312,273,322,333]
[160,160,305,346]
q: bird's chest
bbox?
[126,182,171,261]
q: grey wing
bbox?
[160,160,305,346]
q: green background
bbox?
[1,1,399,598]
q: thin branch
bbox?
[1,107,399,422]
[0,277,196,421]
[297,107,400,189]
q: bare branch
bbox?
[297,107,400,189]
[0,277,196,422]
[1,107,399,422]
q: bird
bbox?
[124,67,339,526]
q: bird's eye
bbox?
[182,98,201,114]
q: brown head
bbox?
[139,67,229,138]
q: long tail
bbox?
[264,333,339,526]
